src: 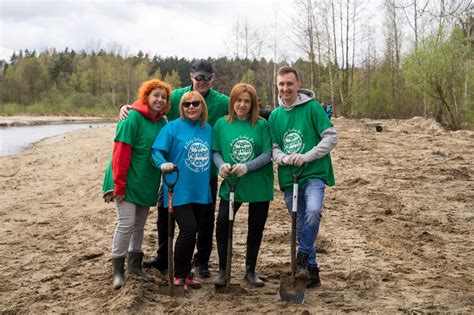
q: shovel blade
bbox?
[278,276,306,304]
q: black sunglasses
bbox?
[183,100,201,108]
[194,75,212,82]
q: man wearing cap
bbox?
[120,59,229,278]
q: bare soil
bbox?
[0,116,472,313]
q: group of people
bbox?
[102,59,339,292]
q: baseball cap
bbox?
[191,59,213,77]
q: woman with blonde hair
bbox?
[212,83,274,287]
[102,79,171,290]
[151,90,212,289]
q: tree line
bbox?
[0,0,472,129]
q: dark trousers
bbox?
[215,200,269,270]
[155,176,218,266]
[173,203,208,278]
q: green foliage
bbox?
[403,27,473,129]
[0,42,471,129]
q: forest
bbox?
[0,0,472,130]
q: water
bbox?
[0,122,111,157]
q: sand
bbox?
[0,116,472,313]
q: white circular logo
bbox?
[186,141,210,171]
[283,132,303,153]
[231,139,253,163]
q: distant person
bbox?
[151,91,212,288]
[102,79,171,290]
[326,104,333,120]
[212,83,273,287]
[268,66,338,288]
[120,59,228,278]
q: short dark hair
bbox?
[277,66,299,82]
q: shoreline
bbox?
[0,115,117,127]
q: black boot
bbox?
[295,252,310,280]
[214,268,226,286]
[127,251,155,282]
[307,265,321,288]
[214,242,227,286]
[112,256,125,290]
[244,243,264,287]
[143,255,167,272]
[244,266,264,287]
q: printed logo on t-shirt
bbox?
[283,129,305,153]
[230,136,254,163]
[185,138,210,173]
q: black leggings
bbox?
[172,203,210,278]
[215,200,269,268]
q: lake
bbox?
[0,122,111,157]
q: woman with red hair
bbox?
[102,79,171,290]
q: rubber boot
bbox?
[244,243,264,287]
[307,265,321,288]
[112,256,125,290]
[295,252,310,280]
[214,242,227,286]
[127,251,155,282]
[142,255,167,272]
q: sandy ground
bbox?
[0,116,472,313]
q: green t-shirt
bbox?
[169,85,229,177]
[212,117,274,202]
[102,110,165,206]
[269,99,335,191]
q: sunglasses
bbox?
[183,100,201,108]
[194,75,212,82]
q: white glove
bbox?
[293,153,309,167]
[160,162,175,173]
[231,163,248,177]
[119,104,132,120]
[281,153,296,166]
[219,163,232,178]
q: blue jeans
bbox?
[284,178,325,266]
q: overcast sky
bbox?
[0,0,302,62]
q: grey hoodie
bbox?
[272,89,339,165]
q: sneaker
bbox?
[307,265,321,288]
[185,277,202,289]
[194,264,210,278]
[173,277,185,286]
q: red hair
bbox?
[137,79,172,114]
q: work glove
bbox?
[293,153,309,167]
[219,163,232,178]
[119,104,132,120]
[281,153,296,166]
[160,162,175,173]
[231,163,248,177]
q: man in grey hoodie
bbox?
[268,66,338,288]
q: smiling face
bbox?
[182,98,203,121]
[233,91,252,120]
[147,87,168,116]
[190,73,215,96]
[277,72,300,106]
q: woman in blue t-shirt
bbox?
[151,91,212,289]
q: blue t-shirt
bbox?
[151,118,212,207]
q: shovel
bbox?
[157,166,185,297]
[278,166,306,304]
[215,177,244,294]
